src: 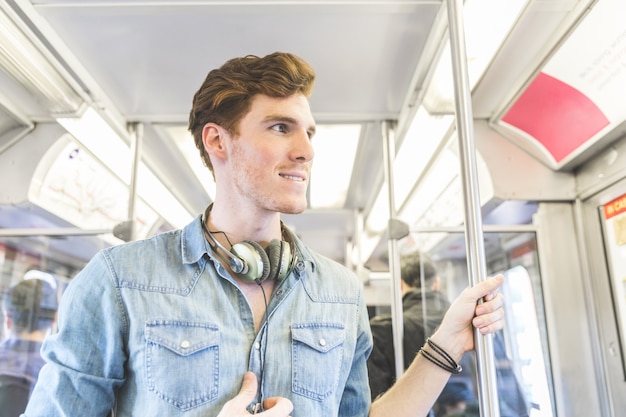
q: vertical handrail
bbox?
[445,0,500,416]
[381,120,405,380]
[353,209,365,276]
[127,122,143,242]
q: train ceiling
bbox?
[1,0,624,272]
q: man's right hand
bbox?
[216,372,293,417]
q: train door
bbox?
[429,229,554,417]
[580,177,626,415]
[368,217,558,417]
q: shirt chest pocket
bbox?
[291,323,345,401]
[144,321,220,411]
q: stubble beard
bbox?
[232,163,308,215]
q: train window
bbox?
[501,265,553,417]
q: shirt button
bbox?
[180,340,191,348]
[319,338,326,346]
[254,342,261,350]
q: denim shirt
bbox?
[23,215,373,417]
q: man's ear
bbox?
[432,276,441,292]
[5,314,13,330]
[400,279,410,294]
[202,123,228,160]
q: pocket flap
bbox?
[291,323,345,353]
[145,320,219,356]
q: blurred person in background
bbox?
[432,381,478,417]
[0,271,58,417]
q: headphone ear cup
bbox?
[231,241,270,283]
[265,239,292,281]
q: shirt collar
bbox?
[181,214,209,265]
[180,211,317,272]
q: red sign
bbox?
[502,72,610,164]
[604,194,626,220]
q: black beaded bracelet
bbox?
[419,338,462,374]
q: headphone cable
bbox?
[253,281,270,413]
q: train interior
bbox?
[1,0,625,416]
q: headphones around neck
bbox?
[201,208,293,283]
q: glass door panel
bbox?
[396,230,554,417]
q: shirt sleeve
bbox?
[22,251,127,417]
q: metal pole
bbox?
[353,209,365,277]
[446,0,500,416]
[0,228,112,237]
[381,120,405,380]
[127,122,143,241]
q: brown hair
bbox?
[400,251,437,289]
[188,52,316,176]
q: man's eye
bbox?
[272,124,287,133]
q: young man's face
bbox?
[229,93,316,215]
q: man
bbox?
[368,251,527,417]
[24,52,504,417]
[0,273,58,417]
